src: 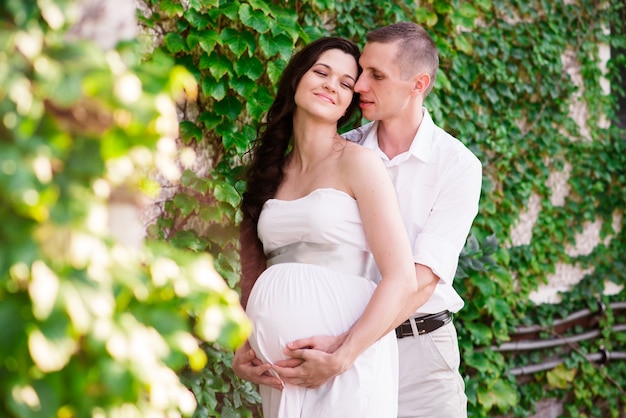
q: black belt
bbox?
[395,310,452,338]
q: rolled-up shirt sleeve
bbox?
[344,109,483,314]
[414,153,482,284]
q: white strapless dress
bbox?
[246,188,398,418]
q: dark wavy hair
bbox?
[241,37,361,224]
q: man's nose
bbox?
[354,76,366,93]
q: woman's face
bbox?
[294,48,358,124]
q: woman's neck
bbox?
[290,115,341,170]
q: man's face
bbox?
[354,41,415,122]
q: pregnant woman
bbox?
[238,36,416,418]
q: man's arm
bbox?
[232,341,284,390]
[390,263,439,327]
[276,262,437,386]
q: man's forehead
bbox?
[360,42,398,71]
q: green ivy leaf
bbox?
[246,86,273,120]
[270,10,301,43]
[233,56,264,80]
[215,120,237,138]
[239,3,271,33]
[164,33,186,54]
[214,95,243,121]
[259,33,294,60]
[433,1,453,14]
[169,229,209,251]
[186,32,202,50]
[179,121,203,144]
[207,53,233,80]
[184,8,211,29]
[221,28,256,58]
[201,75,228,100]
[474,275,496,295]
[173,193,200,217]
[464,234,480,254]
[451,3,479,28]
[198,53,212,70]
[181,169,211,194]
[198,111,223,130]
[230,76,256,97]
[476,384,497,411]
[188,0,219,11]
[485,87,498,104]
[247,0,272,14]
[176,19,189,32]
[434,69,452,92]
[474,0,491,10]
[414,8,438,27]
[267,59,286,86]
[483,234,498,253]
[465,350,491,373]
[454,34,473,54]
[213,181,242,208]
[223,131,250,154]
[465,322,493,345]
[491,296,512,320]
[477,379,517,410]
[159,0,184,16]
[546,363,577,389]
[199,206,223,223]
[208,1,239,20]
[199,29,221,54]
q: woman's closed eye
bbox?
[340,81,354,90]
[313,68,354,90]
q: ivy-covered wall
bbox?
[138,0,626,417]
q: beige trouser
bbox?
[397,321,467,418]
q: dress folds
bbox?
[246,188,398,418]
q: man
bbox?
[234,22,482,417]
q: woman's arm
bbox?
[275,146,417,385]
[233,216,285,388]
[330,146,417,370]
[238,216,266,309]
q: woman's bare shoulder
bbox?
[339,140,382,167]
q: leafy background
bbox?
[2,0,626,417]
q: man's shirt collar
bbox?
[361,108,435,164]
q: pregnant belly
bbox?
[246,263,376,364]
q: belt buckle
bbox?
[416,319,428,334]
[396,311,451,339]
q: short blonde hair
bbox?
[366,22,439,96]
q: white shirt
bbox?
[343,108,482,314]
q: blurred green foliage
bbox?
[0,0,250,417]
[3,0,623,416]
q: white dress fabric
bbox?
[246,188,398,418]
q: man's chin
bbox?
[360,106,376,120]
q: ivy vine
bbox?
[136,0,626,416]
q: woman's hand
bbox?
[273,334,350,388]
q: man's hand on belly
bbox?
[232,341,284,390]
